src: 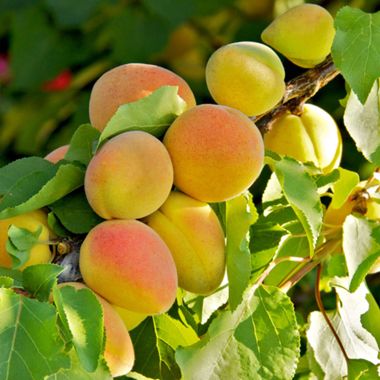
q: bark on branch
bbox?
[255,55,340,135]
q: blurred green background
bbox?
[0,0,379,173]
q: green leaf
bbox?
[50,190,103,234]
[307,279,380,379]
[10,6,74,90]
[264,221,309,287]
[0,267,23,287]
[332,7,380,103]
[314,168,340,189]
[0,163,84,219]
[326,254,348,278]
[250,221,288,281]
[98,86,186,147]
[65,124,100,166]
[201,279,229,324]
[6,225,43,269]
[343,81,380,165]
[342,215,380,292]
[130,314,198,380]
[361,290,380,347]
[45,349,112,380]
[274,157,323,255]
[0,157,55,196]
[47,212,71,237]
[330,168,360,209]
[0,288,69,379]
[53,285,104,373]
[348,359,380,379]
[0,276,13,288]
[226,192,258,310]
[126,372,158,380]
[23,264,63,302]
[209,202,226,235]
[262,171,283,204]
[44,0,102,28]
[176,285,300,380]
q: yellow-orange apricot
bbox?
[89,63,196,131]
[325,181,380,226]
[264,104,342,173]
[84,131,173,220]
[44,145,69,163]
[112,305,147,331]
[205,41,285,116]
[79,220,178,314]
[261,4,335,68]
[0,210,52,269]
[163,104,264,202]
[145,191,225,295]
[58,282,134,377]
[324,181,380,274]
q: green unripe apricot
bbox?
[264,104,342,173]
[261,4,335,68]
[205,41,285,116]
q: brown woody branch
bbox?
[255,55,340,135]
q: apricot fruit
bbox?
[145,191,225,295]
[261,4,335,68]
[264,104,342,173]
[205,41,285,116]
[324,181,380,226]
[79,219,178,315]
[163,104,264,202]
[89,63,196,131]
[44,145,69,163]
[112,305,147,331]
[58,282,134,377]
[84,131,173,220]
[0,210,52,269]
[324,181,380,274]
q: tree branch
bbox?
[255,55,340,135]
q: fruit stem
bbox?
[255,55,340,134]
[314,264,350,362]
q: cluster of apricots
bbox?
[0,4,351,377]
[78,61,266,375]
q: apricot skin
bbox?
[163,104,264,202]
[0,210,51,269]
[44,145,69,163]
[89,63,196,131]
[79,219,178,315]
[205,41,285,116]
[146,191,225,295]
[264,104,342,173]
[261,4,335,68]
[112,305,147,331]
[84,131,173,220]
[58,282,134,377]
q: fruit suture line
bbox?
[255,55,340,134]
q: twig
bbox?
[254,256,310,289]
[255,55,340,135]
[280,239,341,292]
[315,264,349,362]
